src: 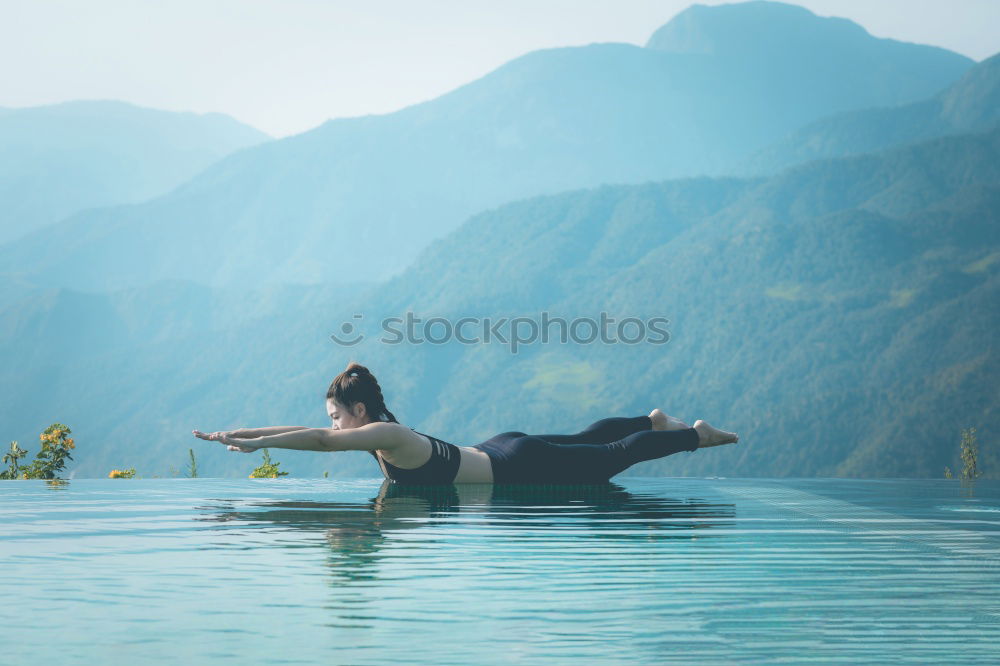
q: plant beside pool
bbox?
[1,423,74,480]
[249,449,289,478]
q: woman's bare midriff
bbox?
[377,433,494,483]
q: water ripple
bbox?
[0,477,998,664]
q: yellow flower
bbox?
[66,438,75,449]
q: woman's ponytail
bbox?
[327,362,398,423]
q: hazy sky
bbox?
[2,0,998,137]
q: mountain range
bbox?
[745,52,1000,174]
[2,124,995,479]
[0,0,996,480]
[0,100,269,243]
[0,1,973,291]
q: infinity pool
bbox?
[2,477,998,664]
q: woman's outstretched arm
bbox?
[192,426,309,447]
[195,422,410,454]
[235,426,310,438]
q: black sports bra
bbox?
[371,430,462,485]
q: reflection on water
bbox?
[2,477,999,664]
[196,481,736,584]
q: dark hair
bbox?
[326,361,399,423]
[327,362,398,422]
[326,362,398,460]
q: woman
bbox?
[193,362,739,485]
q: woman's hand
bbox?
[192,429,261,453]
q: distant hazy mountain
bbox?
[0,1,972,290]
[745,51,1000,174]
[0,100,270,243]
[2,126,995,480]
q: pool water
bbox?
[2,477,999,664]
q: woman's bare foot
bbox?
[693,420,739,448]
[649,408,690,431]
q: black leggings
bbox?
[471,415,699,484]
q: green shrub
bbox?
[959,427,981,481]
[1,441,28,479]
[108,467,137,479]
[187,448,198,478]
[249,449,289,478]
[20,424,75,480]
[946,427,984,482]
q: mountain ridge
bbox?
[0,2,972,290]
[1,125,995,479]
[0,100,270,244]
[744,51,1000,174]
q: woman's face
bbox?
[327,398,368,430]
